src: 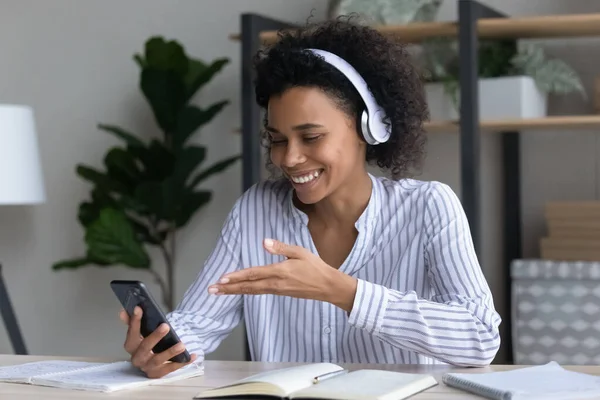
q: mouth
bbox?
[287,169,323,188]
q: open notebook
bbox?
[0,359,204,392]
[194,362,437,400]
[443,361,600,400]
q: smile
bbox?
[289,169,322,184]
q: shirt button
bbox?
[323,326,331,334]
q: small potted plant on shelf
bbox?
[421,38,586,121]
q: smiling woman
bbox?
[117,17,502,378]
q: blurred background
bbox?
[1,0,600,366]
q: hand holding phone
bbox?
[111,280,197,378]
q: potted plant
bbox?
[421,38,586,121]
[51,37,240,311]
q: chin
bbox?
[288,169,327,204]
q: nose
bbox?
[282,141,307,168]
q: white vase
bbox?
[425,76,547,121]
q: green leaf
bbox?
[478,40,517,78]
[76,165,131,195]
[104,147,143,184]
[189,155,241,188]
[52,258,92,270]
[510,43,586,97]
[174,190,212,228]
[174,101,229,148]
[128,217,165,245]
[98,124,145,147]
[140,68,187,133]
[172,146,206,185]
[185,58,229,101]
[134,180,175,221]
[77,189,119,226]
[144,37,188,76]
[85,208,150,268]
[52,254,112,270]
[133,53,145,68]
[126,139,175,182]
[78,202,100,226]
[147,140,176,179]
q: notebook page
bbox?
[292,369,437,400]
[31,360,204,392]
[443,362,600,400]
[0,360,104,383]
[233,363,343,396]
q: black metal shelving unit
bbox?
[237,0,521,363]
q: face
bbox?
[266,86,366,204]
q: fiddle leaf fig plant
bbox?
[52,37,240,310]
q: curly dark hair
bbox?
[252,16,429,179]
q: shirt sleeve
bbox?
[166,198,244,359]
[347,182,502,367]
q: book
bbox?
[443,361,600,400]
[194,362,437,400]
[0,359,204,392]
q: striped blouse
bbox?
[167,174,502,366]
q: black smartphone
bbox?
[110,280,191,364]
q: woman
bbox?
[119,18,501,378]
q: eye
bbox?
[304,135,322,143]
[270,138,287,145]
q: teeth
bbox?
[291,170,320,184]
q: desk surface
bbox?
[1,355,599,399]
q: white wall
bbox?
[1,0,599,365]
[0,0,327,360]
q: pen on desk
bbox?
[312,369,349,384]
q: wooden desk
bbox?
[1,355,600,399]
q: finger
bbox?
[146,341,187,369]
[212,265,280,288]
[146,353,198,379]
[137,323,170,356]
[124,307,143,353]
[119,309,129,325]
[213,279,279,296]
[131,323,170,367]
[264,238,307,259]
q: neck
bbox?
[307,171,373,229]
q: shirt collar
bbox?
[286,173,383,231]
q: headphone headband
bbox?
[305,48,390,145]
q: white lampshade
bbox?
[0,104,46,204]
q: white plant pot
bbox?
[425,76,547,121]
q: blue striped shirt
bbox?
[167,174,502,366]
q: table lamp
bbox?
[0,104,46,355]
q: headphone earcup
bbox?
[360,110,376,145]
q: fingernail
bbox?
[134,307,141,316]
[264,238,274,248]
[175,343,185,351]
[161,323,169,332]
[208,286,219,294]
[219,277,229,284]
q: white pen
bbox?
[312,369,349,384]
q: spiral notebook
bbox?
[442,361,600,400]
[0,359,204,392]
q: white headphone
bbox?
[306,48,391,145]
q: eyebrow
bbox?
[265,123,325,133]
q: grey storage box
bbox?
[511,259,600,365]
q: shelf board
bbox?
[233,116,600,135]
[232,13,600,44]
[425,115,600,132]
